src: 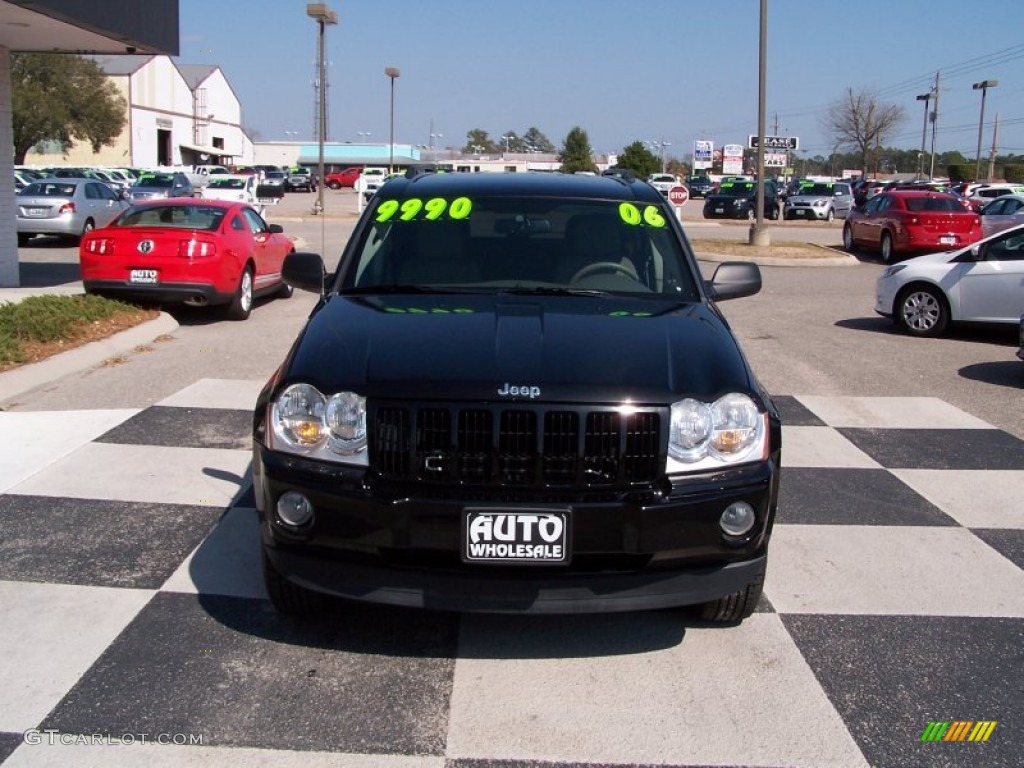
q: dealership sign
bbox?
[748,135,799,150]
[693,140,713,170]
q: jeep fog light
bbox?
[277,491,314,528]
[720,502,755,537]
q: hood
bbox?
[787,194,831,204]
[277,294,756,404]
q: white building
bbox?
[24,55,252,170]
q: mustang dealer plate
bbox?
[462,508,570,564]
[129,269,158,284]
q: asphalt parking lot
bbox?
[0,182,1021,768]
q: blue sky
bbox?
[179,0,1024,162]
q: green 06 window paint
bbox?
[618,203,667,228]
[375,197,473,223]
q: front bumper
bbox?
[785,205,829,220]
[254,444,779,614]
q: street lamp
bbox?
[973,79,998,182]
[646,139,671,173]
[385,66,400,173]
[915,92,931,180]
[306,3,337,216]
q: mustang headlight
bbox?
[668,393,766,471]
[270,383,367,463]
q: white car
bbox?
[202,174,279,215]
[647,173,679,197]
[875,224,1024,337]
[980,194,1024,238]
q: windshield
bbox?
[339,195,700,299]
[208,178,247,189]
[115,203,225,230]
[134,175,174,188]
[21,182,77,197]
[802,184,834,196]
[715,183,756,198]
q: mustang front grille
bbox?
[371,404,664,488]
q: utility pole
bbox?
[988,113,999,182]
[929,71,940,179]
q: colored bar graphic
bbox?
[920,720,996,742]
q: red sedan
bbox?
[80,199,294,320]
[842,190,982,263]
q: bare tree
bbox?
[821,89,905,177]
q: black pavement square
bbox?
[0,733,22,764]
[771,395,825,426]
[777,467,957,526]
[971,528,1024,570]
[42,592,459,755]
[783,614,1024,768]
[838,427,1024,470]
[0,495,221,589]
[95,406,252,450]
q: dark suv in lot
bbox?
[255,169,781,623]
[702,180,779,220]
[685,175,714,198]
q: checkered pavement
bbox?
[0,379,1021,768]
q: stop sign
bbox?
[668,185,689,206]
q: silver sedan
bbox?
[980,193,1024,238]
[16,178,129,246]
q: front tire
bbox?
[826,208,835,223]
[897,285,949,337]
[226,265,254,321]
[695,566,765,623]
[880,232,895,264]
[263,549,320,615]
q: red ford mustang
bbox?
[842,190,982,263]
[80,199,295,320]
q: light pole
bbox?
[973,79,997,182]
[385,66,400,173]
[306,3,337,216]
[915,92,931,180]
[646,139,671,173]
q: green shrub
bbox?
[1004,165,1024,183]
[0,294,143,367]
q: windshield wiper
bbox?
[340,285,483,295]
[498,286,609,297]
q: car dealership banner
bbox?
[722,144,744,175]
[693,140,713,170]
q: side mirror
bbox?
[268,223,284,234]
[282,251,328,294]
[705,261,762,301]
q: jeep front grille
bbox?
[372,404,664,488]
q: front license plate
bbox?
[462,508,570,565]
[129,269,158,284]
[939,236,957,245]
[714,207,724,213]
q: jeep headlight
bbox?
[270,383,367,463]
[668,393,766,471]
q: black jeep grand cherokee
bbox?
[254,169,781,622]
